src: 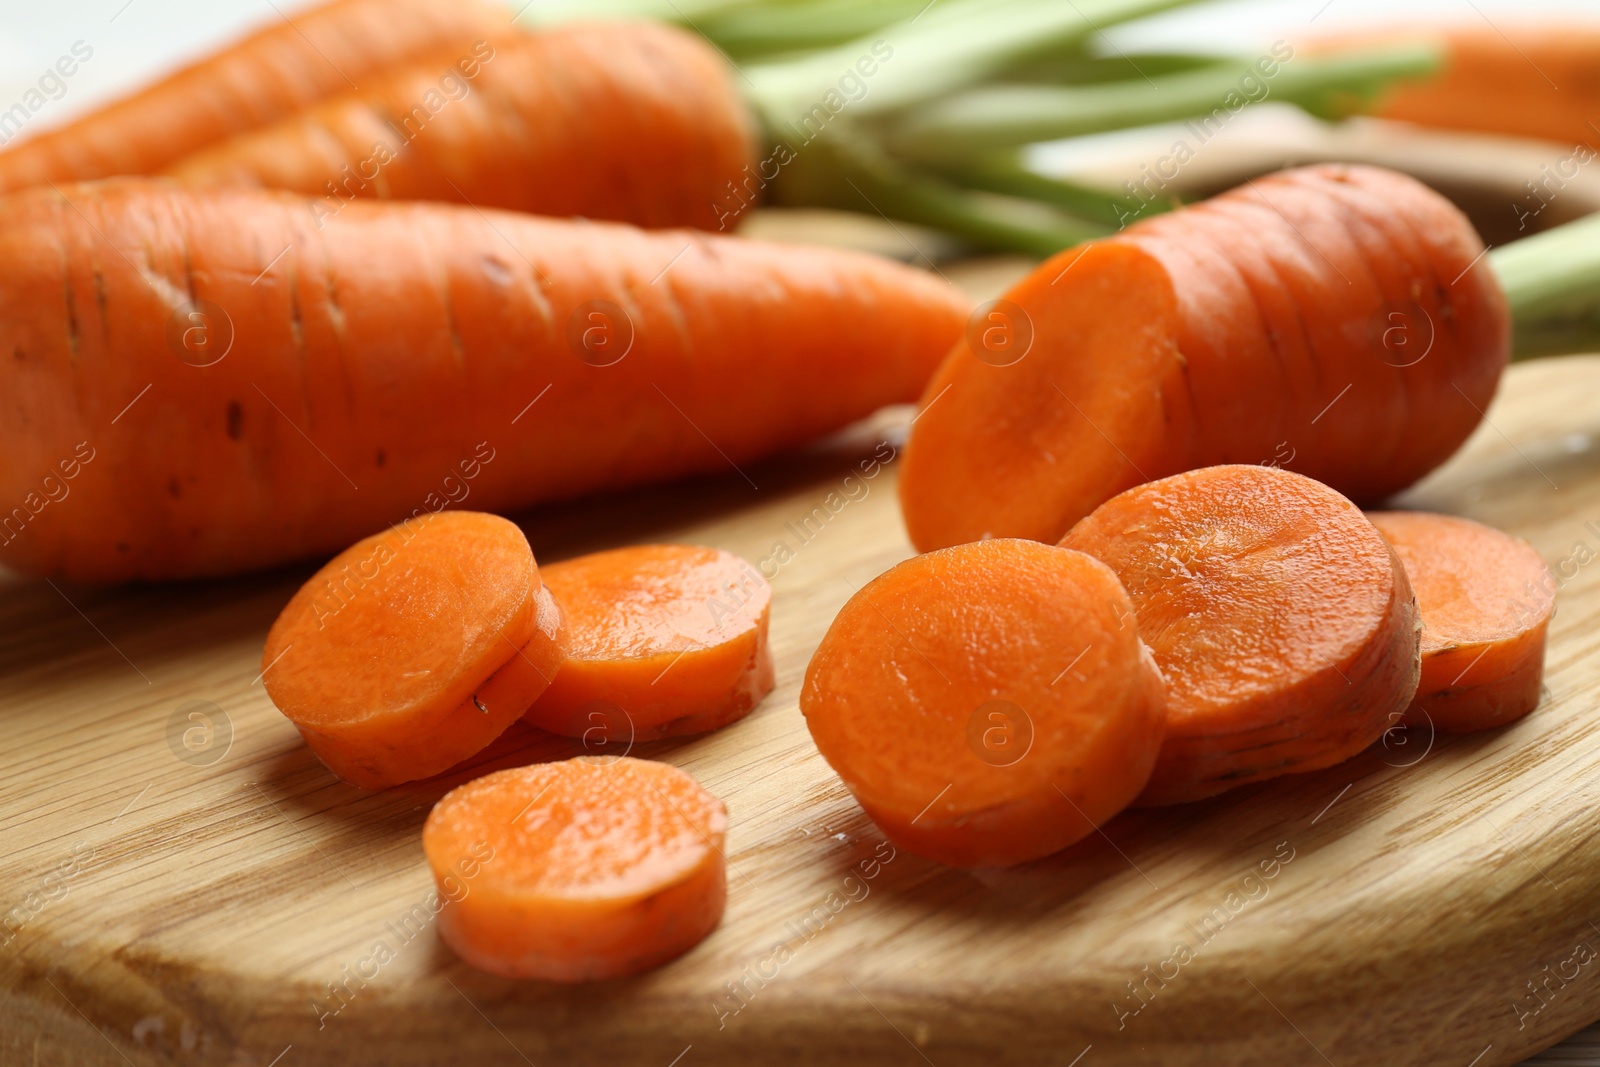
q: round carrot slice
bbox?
[262,511,562,789]
[423,756,728,981]
[801,539,1167,869]
[1061,465,1421,806]
[1368,511,1554,733]
[523,545,774,741]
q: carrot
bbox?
[0,0,508,193]
[1332,27,1600,152]
[1368,511,1554,734]
[262,511,565,790]
[0,179,968,583]
[523,544,774,742]
[1059,465,1420,806]
[897,163,1510,552]
[165,22,758,232]
[423,756,727,981]
[801,539,1166,868]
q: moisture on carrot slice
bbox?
[1368,511,1554,733]
[423,756,727,981]
[523,545,774,742]
[801,539,1166,869]
[1060,465,1420,806]
[262,511,563,789]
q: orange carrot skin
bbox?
[425,757,727,981]
[899,164,1509,552]
[0,0,508,193]
[1369,511,1554,733]
[1354,28,1600,150]
[0,180,968,583]
[167,23,758,233]
[524,545,774,741]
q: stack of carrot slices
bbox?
[803,464,1555,867]
[261,513,772,980]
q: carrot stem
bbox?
[925,151,1156,228]
[882,43,1444,161]
[1490,212,1600,360]
[769,131,1110,256]
[741,0,1200,123]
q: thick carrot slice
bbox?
[0,179,968,583]
[166,23,756,232]
[262,511,562,789]
[524,545,773,741]
[801,539,1166,869]
[899,163,1509,552]
[0,0,507,192]
[1061,465,1420,806]
[423,756,727,981]
[1368,511,1554,733]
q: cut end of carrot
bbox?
[1061,465,1420,806]
[898,241,1192,552]
[1369,510,1553,733]
[262,511,560,789]
[524,545,774,742]
[423,756,727,982]
[801,539,1166,869]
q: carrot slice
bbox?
[801,539,1166,869]
[1368,511,1554,733]
[1060,465,1420,806]
[523,545,774,742]
[423,756,727,981]
[262,511,562,789]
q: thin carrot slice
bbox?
[523,545,774,741]
[423,756,727,981]
[262,511,561,789]
[1060,465,1420,807]
[801,539,1166,869]
[1368,511,1554,733]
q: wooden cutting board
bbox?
[3,344,1600,1067]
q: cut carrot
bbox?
[1369,511,1554,733]
[524,545,773,741]
[0,0,508,192]
[1060,465,1420,806]
[423,756,727,981]
[801,539,1166,868]
[166,22,757,232]
[0,179,969,583]
[262,511,563,789]
[898,163,1509,552]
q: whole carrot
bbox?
[0,180,968,583]
[0,0,508,193]
[167,22,758,232]
[1334,27,1600,152]
[899,163,1509,551]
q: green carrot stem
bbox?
[926,152,1165,227]
[696,0,928,59]
[882,43,1442,161]
[767,130,1109,257]
[1492,212,1600,361]
[741,0,1199,125]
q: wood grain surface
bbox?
[3,328,1600,1065]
